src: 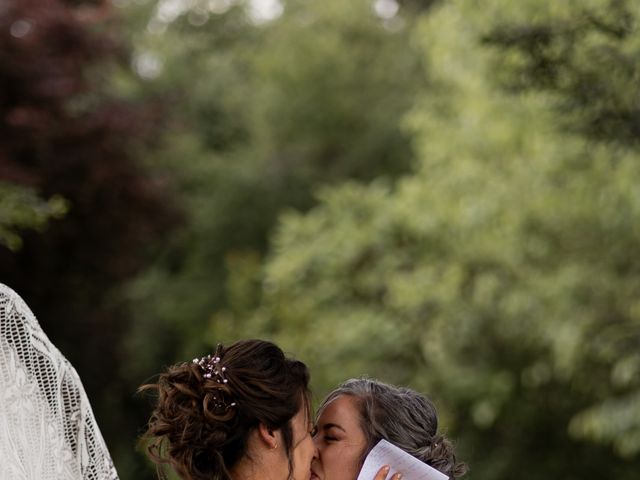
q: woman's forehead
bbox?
[317,395,360,425]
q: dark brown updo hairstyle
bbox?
[318,378,468,479]
[140,339,311,480]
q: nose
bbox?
[311,426,325,459]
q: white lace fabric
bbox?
[0,283,119,480]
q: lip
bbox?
[310,468,320,480]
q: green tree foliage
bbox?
[483,0,640,145]
[125,0,428,380]
[0,182,67,250]
[5,0,638,478]
[213,1,640,478]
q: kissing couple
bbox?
[141,339,468,480]
[0,284,466,480]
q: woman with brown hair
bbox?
[141,340,399,480]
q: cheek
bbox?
[323,445,363,477]
[305,438,316,459]
[296,437,316,464]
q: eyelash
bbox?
[310,427,337,442]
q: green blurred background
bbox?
[2,0,640,478]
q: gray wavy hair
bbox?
[318,378,468,479]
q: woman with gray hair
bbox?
[310,378,467,480]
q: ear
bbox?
[257,423,279,449]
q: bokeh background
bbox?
[2,0,640,478]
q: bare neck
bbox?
[230,448,284,480]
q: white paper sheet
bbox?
[356,439,449,480]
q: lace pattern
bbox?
[0,283,119,480]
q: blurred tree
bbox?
[0,0,175,476]
[123,0,429,385]
[483,0,640,146]
[211,1,640,479]
[0,181,67,250]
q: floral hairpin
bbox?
[193,346,229,384]
[210,394,236,412]
[193,345,237,411]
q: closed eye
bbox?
[314,422,345,442]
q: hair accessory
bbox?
[192,345,229,384]
[193,355,229,383]
[193,345,238,413]
[209,395,237,412]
